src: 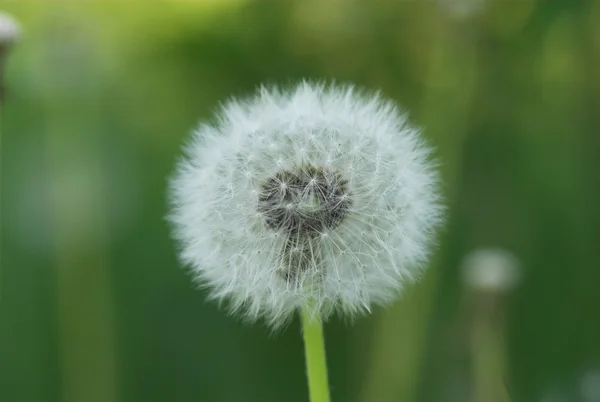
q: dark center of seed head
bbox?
[258,165,351,237]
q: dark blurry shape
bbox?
[0,11,20,104]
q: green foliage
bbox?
[1,1,599,401]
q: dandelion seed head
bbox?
[0,12,20,45]
[461,248,521,293]
[581,370,600,402]
[169,81,443,327]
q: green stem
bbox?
[301,305,331,402]
[472,299,510,402]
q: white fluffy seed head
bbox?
[461,248,521,293]
[0,12,20,45]
[168,81,443,327]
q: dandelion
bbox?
[460,248,521,402]
[169,81,442,324]
[580,370,600,402]
[0,12,20,104]
[168,81,442,402]
[461,248,521,293]
[0,12,20,45]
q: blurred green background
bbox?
[1,1,599,401]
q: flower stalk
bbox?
[471,299,510,402]
[301,304,331,402]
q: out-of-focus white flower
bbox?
[461,248,521,293]
[438,0,492,19]
[0,12,20,45]
[581,370,600,402]
[168,82,443,327]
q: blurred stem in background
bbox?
[302,304,331,402]
[471,307,510,402]
[0,11,21,303]
[360,13,477,402]
[50,152,119,402]
[41,10,120,402]
[461,249,520,402]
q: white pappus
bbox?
[168,81,443,327]
[0,12,21,45]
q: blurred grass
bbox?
[1,1,599,402]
